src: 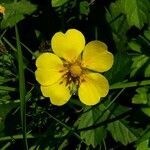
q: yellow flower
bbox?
[0,5,5,14]
[35,29,114,106]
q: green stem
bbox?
[0,29,7,40]
[45,112,85,143]
[1,142,11,150]
[15,26,28,150]
[3,37,34,74]
[3,37,17,52]
[12,37,36,57]
[110,80,150,90]
[95,88,125,124]
[77,109,131,132]
[0,134,34,141]
[94,26,98,40]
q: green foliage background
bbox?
[0,0,150,149]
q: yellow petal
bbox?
[51,29,85,62]
[35,53,64,86]
[41,81,71,106]
[36,52,63,69]
[78,72,109,105]
[82,41,114,72]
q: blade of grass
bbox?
[12,37,36,57]
[3,37,34,74]
[0,29,7,40]
[15,25,28,150]
[3,37,17,52]
[94,26,98,40]
[1,142,11,150]
[94,88,125,123]
[0,86,16,91]
[110,80,150,89]
[0,134,34,141]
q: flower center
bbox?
[59,62,83,88]
[0,6,5,14]
[70,64,82,77]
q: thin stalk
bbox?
[94,26,98,40]
[3,37,17,52]
[45,112,85,143]
[19,41,36,57]
[3,37,34,74]
[1,142,11,150]
[95,88,125,123]
[12,37,36,57]
[110,80,150,90]
[15,25,28,150]
[77,109,131,132]
[0,134,34,141]
[103,139,107,150]
[0,29,7,40]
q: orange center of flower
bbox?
[59,62,84,87]
[0,6,5,14]
[70,64,82,77]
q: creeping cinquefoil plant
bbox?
[35,29,114,106]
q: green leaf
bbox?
[77,106,108,148]
[106,0,126,33]
[105,103,138,145]
[108,0,150,29]
[1,1,37,28]
[144,29,150,41]
[136,139,150,150]
[128,40,142,53]
[108,120,137,145]
[132,87,149,104]
[131,87,150,117]
[106,0,129,51]
[0,76,13,85]
[51,0,69,7]
[129,34,150,78]
[137,127,150,144]
[79,1,90,16]
[123,0,150,29]
[144,64,150,78]
[141,107,150,117]
[130,55,150,77]
[105,52,132,84]
[77,101,136,147]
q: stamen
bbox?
[70,64,82,77]
[60,61,84,89]
[59,80,64,85]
